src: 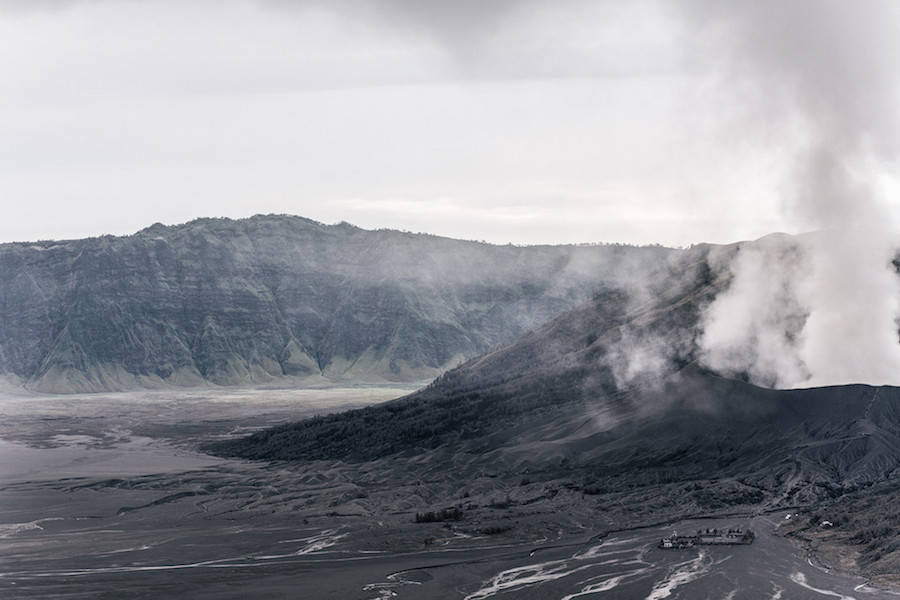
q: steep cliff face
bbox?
[0,214,674,392]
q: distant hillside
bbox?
[0,214,675,393]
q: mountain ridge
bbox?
[0,214,676,393]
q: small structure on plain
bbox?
[659,527,755,549]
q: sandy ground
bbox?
[0,387,894,599]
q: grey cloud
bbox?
[259,0,678,82]
[261,0,537,46]
[0,0,96,14]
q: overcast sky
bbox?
[0,0,897,246]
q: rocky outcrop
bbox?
[0,214,674,392]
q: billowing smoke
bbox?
[700,235,810,388]
[680,1,900,387]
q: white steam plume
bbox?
[680,1,900,387]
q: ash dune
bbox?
[2,384,894,599]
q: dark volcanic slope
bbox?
[0,215,676,393]
[218,246,900,500]
[218,367,900,506]
[213,243,716,459]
